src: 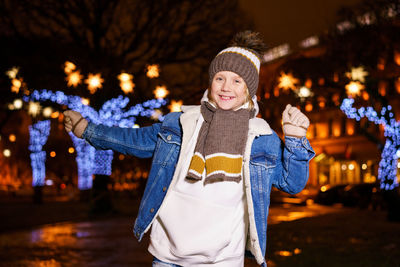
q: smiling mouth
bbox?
[219,95,235,100]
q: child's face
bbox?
[210,71,247,110]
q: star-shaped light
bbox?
[66,70,83,87]
[169,100,183,112]
[278,72,299,91]
[154,85,169,99]
[346,66,369,83]
[118,73,135,94]
[85,73,104,94]
[146,64,160,78]
[345,81,365,96]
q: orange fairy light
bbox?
[9,134,16,142]
[305,78,312,88]
[169,100,183,112]
[51,111,60,119]
[154,85,169,99]
[305,102,313,112]
[333,72,339,83]
[68,147,75,154]
[395,77,400,94]
[85,73,104,94]
[276,250,293,257]
[394,51,400,66]
[362,91,370,100]
[378,81,387,96]
[146,64,160,78]
[50,151,56,157]
[377,58,385,70]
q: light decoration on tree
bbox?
[6,67,19,79]
[340,98,399,190]
[345,81,365,96]
[13,99,23,109]
[278,72,299,91]
[295,86,313,100]
[81,98,90,106]
[11,78,22,93]
[69,132,95,190]
[151,109,164,121]
[169,100,183,112]
[66,71,83,87]
[117,73,135,94]
[28,102,41,117]
[42,107,53,118]
[154,85,169,99]
[29,120,51,187]
[9,134,16,142]
[146,64,160,78]
[3,149,11,157]
[64,61,76,74]
[85,73,104,94]
[23,89,167,190]
[345,66,369,83]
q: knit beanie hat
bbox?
[208,31,266,98]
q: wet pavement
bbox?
[0,203,344,267]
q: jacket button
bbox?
[150,208,155,213]
[162,187,167,192]
[167,135,172,141]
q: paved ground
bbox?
[0,200,350,267]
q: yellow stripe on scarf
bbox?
[188,153,205,175]
[205,155,242,175]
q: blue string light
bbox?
[341,98,399,190]
[24,90,167,190]
[29,120,51,187]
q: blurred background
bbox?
[0,0,399,266]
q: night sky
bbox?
[239,0,364,48]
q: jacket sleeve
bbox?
[272,136,315,194]
[81,122,161,158]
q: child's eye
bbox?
[215,77,223,81]
[235,79,242,84]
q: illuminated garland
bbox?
[69,133,95,190]
[24,89,167,190]
[341,98,399,190]
[29,120,51,187]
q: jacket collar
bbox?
[180,105,272,136]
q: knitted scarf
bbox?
[186,101,253,184]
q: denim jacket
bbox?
[82,105,315,266]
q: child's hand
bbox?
[282,104,310,138]
[63,110,88,138]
